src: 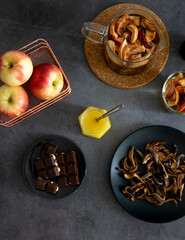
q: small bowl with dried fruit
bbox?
[162,71,185,114]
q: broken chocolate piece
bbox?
[66,151,77,164]
[59,166,67,176]
[58,176,68,187]
[68,175,80,185]
[67,164,78,175]
[42,154,57,168]
[47,166,60,178]
[34,158,44,170]
[45,143,57,155]
[46,181,59,194]
[35,177,48,191]
[56,152,65,165]
[37,169,48,179]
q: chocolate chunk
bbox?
[59,166,66,176]
[42,154,57,168]
[45,143,57,155]
[46,182,59,194]
[56,152,65,166]
[47,166,60,178]
[35,177,48,191]
[34,158,44,170]
[58,176,68,187]
[65,151,77,164]
[37,169,48,179]
[68,175,80,185]
[67,164,78,175]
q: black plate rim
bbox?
[110,125,185,223]
[23,134,87,199]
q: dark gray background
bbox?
[0,0,185,239]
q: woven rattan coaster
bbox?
[84,4,170,89]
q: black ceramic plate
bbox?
[23,135,87,198]
[110,125,185,223]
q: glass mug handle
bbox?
[81,22,107,44]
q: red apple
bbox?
[0,50,33,86]
[0,84,29,118]
[29,63,64,100]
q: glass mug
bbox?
[82,9,166,75]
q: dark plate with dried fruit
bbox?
[23,135,87,198]
[110,125,185,223]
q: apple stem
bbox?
[8,98,13,103]
[3,64,13,68]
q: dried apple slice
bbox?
[141,17,156,31]
[118,39,128,59]
[129,53,142,61]
[145,29,156,42]
[139,30,152,48]
[177,78,185,87]
[122,44,145,61]
[133,16,141,26]
[177,98,185,113]
[115,45,119,55]
[109,18,119,39]
[116,14,133,36]
[126,24,139,44]
[176,86,185,94]
[113,36,125,45]
[174,72,184,85]
[130,49,151,62]
[123,31,131,39]
[165,78,175,99]
[108,40,116,53]
[106,40,120,66]
[135,39,141,45]
[167,88,180,106]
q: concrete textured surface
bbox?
[0,0,185,239]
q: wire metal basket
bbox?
[0,39,71,127]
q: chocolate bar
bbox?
[42,154,57,168]
[45,143,57,155]
[47,166,60,178]
[34,143,81,195]
[56,151,80,187]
